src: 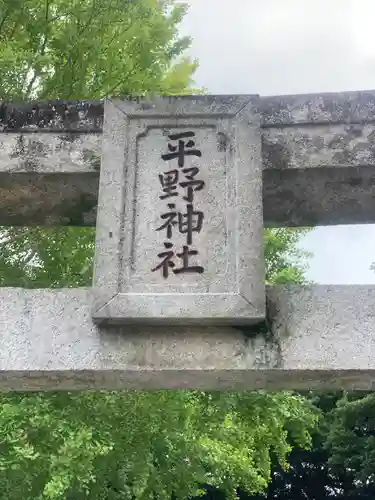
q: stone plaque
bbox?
[92,95,265,325]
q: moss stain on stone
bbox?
[233,293,284,368]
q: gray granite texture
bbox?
[0,285,374,390]
[92,96,265,325]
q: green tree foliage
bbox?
[325,392,375,487]
[0,391,318,500]
[0,1,318,498]
[0,226,313,289]
[0,0,198,100]
[233,392,375,500]
[264,228,312,284]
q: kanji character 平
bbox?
[161,131,202,168]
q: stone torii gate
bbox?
[0,90,375,391]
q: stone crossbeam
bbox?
[1,285,374,391]
[2,90,375,228]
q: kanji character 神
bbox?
[155,203,204,245]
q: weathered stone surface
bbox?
[0,285,375,391]
[92,96,265,325]
[261,89,375,125]
[0,172,99,226]
[0,133,102,172]
[263,165,375,226]
[0,100,103,131]
[2,89,375,131]
[2,90,375,227]
[263,123,375,169]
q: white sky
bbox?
[180,0,375,284]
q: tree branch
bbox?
[8,9,25,39]
[96,56,145,99]
[0,8,10,35]
[25,0,51,98]
[21,250,37,267]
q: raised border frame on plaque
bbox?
[92,95,265,325]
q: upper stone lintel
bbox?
[110,94,260,118]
